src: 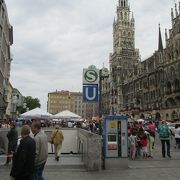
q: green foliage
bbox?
[25,96,41,110]
[16,96,41,114]
[16,106,25,114]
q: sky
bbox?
[5,0,177,110]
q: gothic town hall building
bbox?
[102,0,180,121]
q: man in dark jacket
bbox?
[10,125,36,180]
[5,122,18,165]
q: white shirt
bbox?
[175,128,180,138]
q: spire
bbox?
[175,3,178,16]
[158,24,163,51]
[114,16,116,24]
[131,12,135,25]
[165,28,168,41]
[131,12,134,20]
[165,28,168,46]
[171,8,174,20]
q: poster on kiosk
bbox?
[103,115,128,158]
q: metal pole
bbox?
[99,69,106,169]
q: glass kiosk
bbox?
[103,115,128,169]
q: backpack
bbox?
[146,129,155,138]
[159,125,170,139]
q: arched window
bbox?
[170,66,175,80]
[125,12,127,19]
[121,1,123,7]
[174,79,180,92]
[178,63,180,76]
[121,12,123,19]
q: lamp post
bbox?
[12,95,18,121]
[99,68,109,118]
[99,68,109,170]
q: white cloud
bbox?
[5,0,176,109]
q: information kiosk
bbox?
[103,115,128,169]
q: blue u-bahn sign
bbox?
[83,85,99,102]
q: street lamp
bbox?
[99,68,109,170]
[99,68,109,118]
[12,95,18,121]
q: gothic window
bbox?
[175,48,178,58]
[0,25,2,39]
[170,66,175,80]
[125,12,127,20]
[174,79,180,92]
[166,82,172,95]
[178,63,180,76]
[121,12,123,20]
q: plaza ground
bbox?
[1,140,180,180]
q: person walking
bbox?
[158,120,172,158]
[146,129,155,158]
[5,122,18,165]
[31,120,48,180]
[129,131,136,160]
[10,125,36,180]
[51,125,64,161]
[174,124,180,149]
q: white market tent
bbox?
[54,110,81,121]
[20,107,52,119]
[136,119,145,123]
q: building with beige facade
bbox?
[0,0,13,119]
[47,90,98,119]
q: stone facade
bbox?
[0,0,13,119]
[103,1,180,121]
[109,0,140,115]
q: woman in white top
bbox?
[174,124,180,149]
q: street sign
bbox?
[83,85,99,102]
[83,68,99,85]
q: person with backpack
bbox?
[158,120,172,158]
[51,125,64,161]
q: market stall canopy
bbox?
[20,107,52,119]
[54,110,81,119]
[136,119,145,123]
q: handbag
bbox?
[51,130,58,144]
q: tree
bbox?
[17,96,41,114]
[25,96,41,110]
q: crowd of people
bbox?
[128,119,180,160]
[1,119,65,180]
[1,117,180,179]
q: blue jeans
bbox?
[31,162,46,180]
[161,140,170,157]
